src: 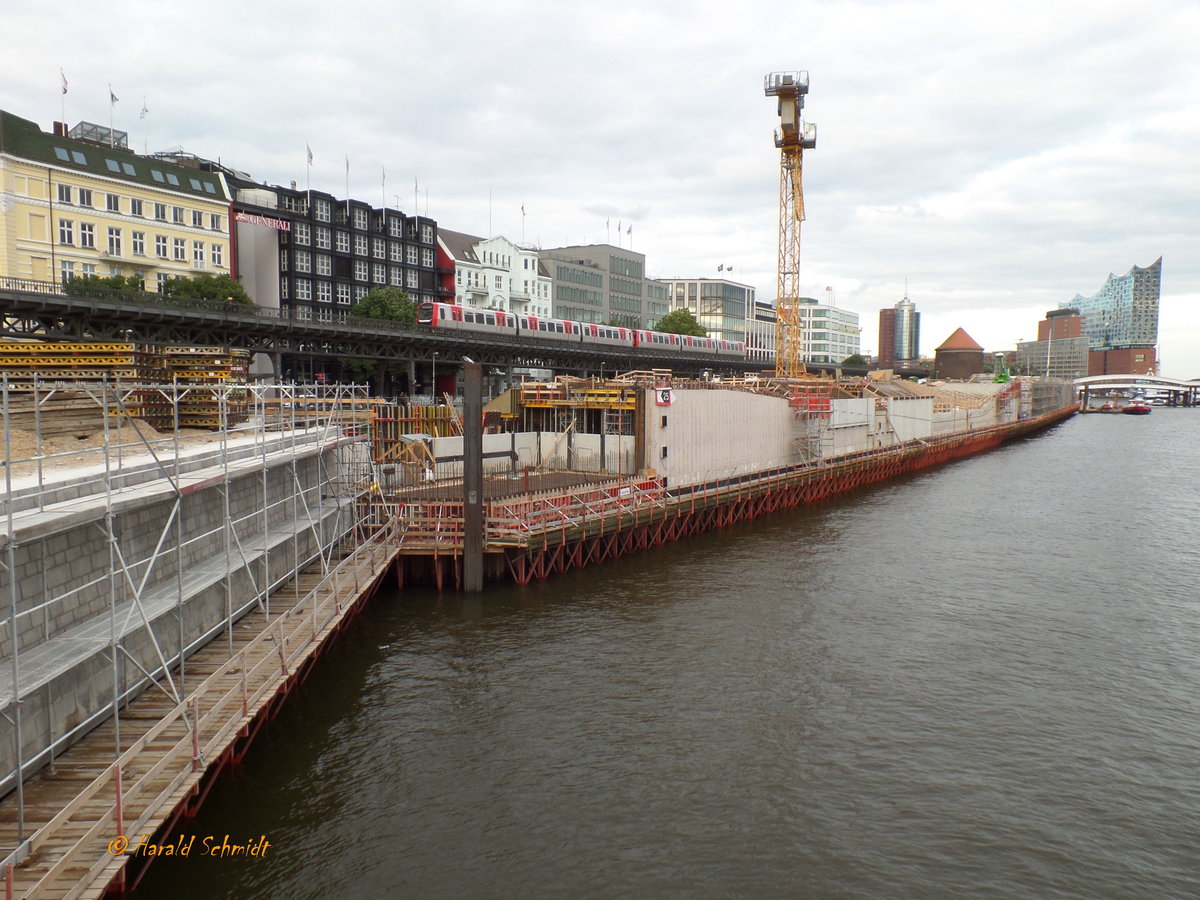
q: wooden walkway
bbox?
[0,521,400,899]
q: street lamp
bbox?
[431,351,439,399]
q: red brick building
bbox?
[934,327,985,380]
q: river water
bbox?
[134,409,1200,899]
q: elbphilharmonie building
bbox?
[1064,257,1161,374]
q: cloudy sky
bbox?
[4,0,1197,375]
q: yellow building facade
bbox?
[0,110,231,288]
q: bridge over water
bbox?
[1074,373,1200,407]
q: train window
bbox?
[484,314,495,326]
[452,308,463,321]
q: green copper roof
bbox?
[0,108,228,202]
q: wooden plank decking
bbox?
[0,522,400,899]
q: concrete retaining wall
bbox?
[0,435,365,795]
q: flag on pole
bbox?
[627,224,631,235]
[306,144,313,165]
[718,264,724,272]
[521,204,525,215]
[109,85,118,105]
[139,98,148,119]
[345,154,349,175]
[60,70,68,95]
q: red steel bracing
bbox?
[491,408,1074,585]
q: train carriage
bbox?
[515,314,584,343]
[417,302,518,336]
[420,302,751,365]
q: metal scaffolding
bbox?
[0,380,377,850]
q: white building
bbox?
[741,297,862,366]
[437,229,551,316]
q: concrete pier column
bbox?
[463,360,484,592]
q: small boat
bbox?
[1122,403,1152,415]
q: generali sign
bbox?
[234,211,292,232]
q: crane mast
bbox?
[764,72,817,379]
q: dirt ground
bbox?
[4,419,224,481]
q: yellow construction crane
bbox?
[765,71,817,379]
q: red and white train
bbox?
[417,302,746,359]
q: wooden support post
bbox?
[114,764,123,838]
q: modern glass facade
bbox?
[893,297,919,362]
[662,278,754,342]
[1066,257,1161,351]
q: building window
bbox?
[106,193,120,212]
[132,231,145,256]
[406,269,418,288]
[315,227,331,250]
[60,260,75,281]
[353,260,368,281]
[58,219,74,245]
[317,306,333,322]
[57,184,72,204]
[157,272,170,292]
[373,263,386,284]
[406,245,418,265]
[389,242,403,262]
[81,263,96,276]
[155,235,168,258]
[390,266,403,286]
[352,207,368,230]
[173,238,186,261]
[353,234,368,256]
[172,206,184,224]
[421,224,434,243]
[211,243,223,268]
[79,223,95,249]
[107,227,122,256]
[316,281,332,303]
[279,277,288,300]
[294,222,311,245]
[335,231,349,253]
[295,278,311,301]
[154,203,167,221]
[336,283,351,305]
[210,213,222,231]
[372,238,386,259]
[78,188,93,207]
[295,250,311,273]
[422,248,434,267]
[192,210,204,228]
[316,254,331,276]
[193,240,204,267]
[130,198,144,217]
[314,198,330,222]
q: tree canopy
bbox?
[348,286,416,324]
[63,274,144,296]
[653,308,708,337]
[841,353,868,367]
[162,273,254,305]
